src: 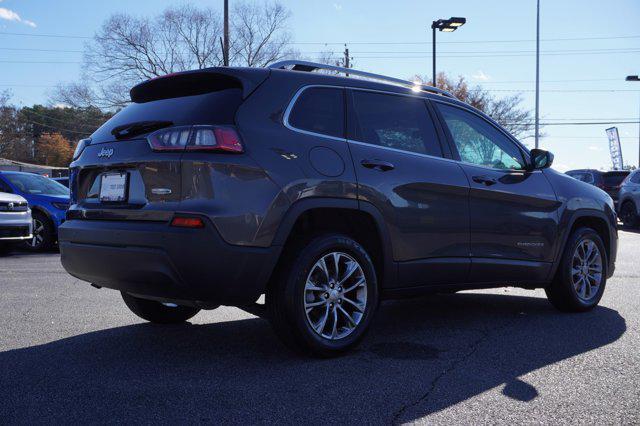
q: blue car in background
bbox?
[0,171,70,251]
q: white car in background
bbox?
[0,192,32,254]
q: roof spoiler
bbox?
[130,67,270,103]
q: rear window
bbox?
[90,88,243,143]
[603,172,628,186]
[287,87,345,138]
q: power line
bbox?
[1,31,640,44]
[21,118,92,135]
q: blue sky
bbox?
[0,0,639,171]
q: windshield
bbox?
[5,174,70,196]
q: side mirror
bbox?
[529,149,554,170]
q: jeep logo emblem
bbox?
[98,147,114,158]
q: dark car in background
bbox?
[59,61,618,356]
[565,169,629,207]
[617,169,640,227]
[0,171,70,251]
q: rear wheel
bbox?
[23,211,54,251]
[267,234,378,357]
[619,201,638,228]
[121,292,200,324]
[545,227,607,312]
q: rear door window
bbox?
[287,87,345,138]
[350,90,442,156]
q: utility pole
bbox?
[223,0,229,66]
[535,0,540,149]
[344,44,350,76]
[432,25,436,85]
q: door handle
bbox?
[361,159,395,172]
[472,175,498,186]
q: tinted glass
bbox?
[351,91,441,156]
[0,178,12,193]
[630,171,640,184]
[4,174,69,196]
[91,88,243,143]
[436,103,525,170]
[288,87,345,138]
[602,172,628,186]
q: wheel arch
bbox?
[271,198,396,288]
[549,209,616,281]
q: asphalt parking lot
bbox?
[1,231,639,425]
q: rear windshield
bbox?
[90,88,242,143]
[603,172,628,186]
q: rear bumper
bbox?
[58,219,280,306]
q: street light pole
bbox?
[431,17,466,86]
[432,25,436,85]
[223,0,229,66]
[535,0,540,149]
[626,75,640,167]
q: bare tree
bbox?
[53,2,293,110]
[230,1,295,66]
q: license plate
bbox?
[99,172,128,202]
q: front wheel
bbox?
[267,234,379,357]
[545,227,607,312]
[23,211,54,251]
[121,292,200,324]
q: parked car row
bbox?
[565,168,640,228]
[0,171,70,252]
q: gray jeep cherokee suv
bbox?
[59,61,618,356]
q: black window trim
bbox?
[431,98,534,173]
[283,84,347,142]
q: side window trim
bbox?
[431,99,531,171]
[345,87,447,159]
[283,85,347,141]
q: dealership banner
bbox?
[606,127,623,170]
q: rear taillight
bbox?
[147,125,244,153]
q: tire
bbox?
[267,233,379,357]
[619,201,638,228]
[121,292,200,324]
[545,227,607,312]
[23,211,54,251]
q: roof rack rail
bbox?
[268,60,457,99]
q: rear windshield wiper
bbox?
[111,120,173,140]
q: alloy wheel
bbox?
[28,218,45,248]
[303,251,367,340]
[571,239,603,302]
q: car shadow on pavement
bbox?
[0,292,626,424]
